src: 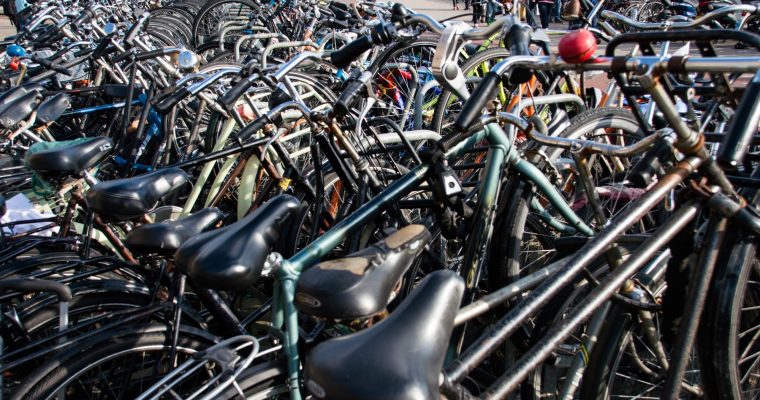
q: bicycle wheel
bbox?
[489,107,648,290]
[701,228,760,399]
[486,107,654,397]
[580,299,702,399]
[367,39,439,131]
[3,281,168,386]
[196,40,235,63]
[431,47,576,134]
[216,359,291,399]
[11,324,217,400]
[637,0,666,23]
[192,0,262,47]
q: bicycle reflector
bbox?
[558,30,597,63]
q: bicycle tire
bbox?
[486,107,650,396]
[367,39,439,131]
[216,359,291,399]
[191,0,263,47]
[488,107,646,291]
[431,47,572,134]
[11,324,217,400]
[700,228,760,399]
[579,293,703,399]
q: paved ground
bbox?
[0,15,14,38]
[1,1,753,57]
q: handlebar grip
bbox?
[135,48,174,61]
[330,35,373,69]
[235,115,271,143]
[154,87,190,114]
[452,71,500,134]
[505,24,532,84]
[332,77,366,118]
[51,64,74,76]
[31,24,64,48]
[0,278,72,301]
[100,46,119,59]
[110,49,138,64]
[71,8,96,29]
[718,72,760,169]
[91,37,113,59]
[125,13,150,47]
[30,55,73,76]
[221,75,256,109]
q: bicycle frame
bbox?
[260,120,593,399]
[432,51,760,398]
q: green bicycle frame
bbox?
[267,122,593,399]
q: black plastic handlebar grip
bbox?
[30,55,74,76]
[221,76,256,109]
[452,71,501,134]
[110,50,135,64]
[0,278,72,301]
[235,115,271,143]
[154,87,190,114]
[718,72,760,169]
[135,48,174,61]
[505,24,532,84]
[51,64,74,76]
[330,22,396,69]
[92,36,115,59]
[332,78,365,118]
[330,35,373,69]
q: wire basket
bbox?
[136,335,261,400]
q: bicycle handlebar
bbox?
[30,54,74,76]
[521,115,671,157]
[451,23,532,134]
[124,12,150,47]
[401,11,508,40]
[331,35,374,69]
[110,47,181,64]
[606,29,760,54]
[222,74,259,109]
[449,53,760,141]
[155,67,242,113]
[234,100,314,143]
[333,70,371,118]
[600,4,759,31]
[71,5,104,29]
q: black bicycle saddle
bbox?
[295,224,431,320]
[86,168,188,221]
[305,270,464,400]
[125,207,225,256]
[0,84,43,110]
[26,137,113,175]
[0,90,42,128]
[35,93,71,125]
[174,195,302,291]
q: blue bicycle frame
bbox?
[61,93,162,171]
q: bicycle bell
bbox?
[177,50,200,72]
